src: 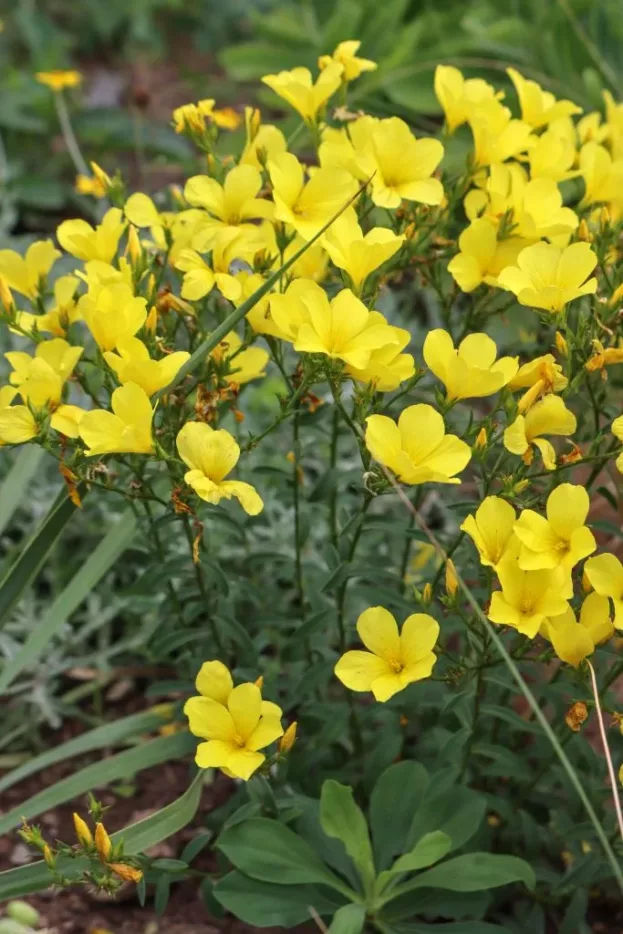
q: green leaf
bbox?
[217,818,357,897]
[0,708,170,794]
[320,780,375,892]
[0,732,196,835]
[370,762,430,870]
[214,871,343,927]
[377,832,452,891]
[0,447,46,538]
[328,903,366,934]
[0,770,205,899]
[406,785,486,854]
[0,510,136,693]
[0,486,83,631]
[384,853,536,903]
[389,924,512,933]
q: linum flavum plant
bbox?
[2,42,623,933]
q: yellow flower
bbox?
[585,339,623,374]
[434,65,502,133]
[78,282,147,351]
[15,275,81,338]
[527,131,579,183]
[508,354,568,413]
[73,813,93,848]
[584,553,623,629]
[261,64,343,122]
[293,287,399,367]
[189,659,282,720]
[210,331,269,386]
[185,682,283,780]
[448,219,529,292]
[36,70,81,91]
[50,404,86,438]
[268,152,357,241]
[356,117,444,209]
[184,166,273,228]
[497,242,597,314]
[489,547,569,637]
[176,421,263,515]
[79,383,154,456]
[172,98,217,133]
[240,107,287,169]
[124,193,172,250]
[6,338,83,408]
[104,338,190,397]
[318,40,377,82]
[0,404,38,445]
[75,173,107,198]
[0,240,60,300]
[109,863,143,884]
[506,67,581,128]
[460,496,517,570]
[468,99,533,166]
[175,227,260,303]
[542,592,613,667]
[503,394,576,470]
[345,319,415,391]
[579,141,623,207]
[423,329,518,400]
[513,484,596,593]
[322,209,404,292]
[612,415,623,472]
[57,208,126,264]
[334,606,439,702]
[268,278,325,343]
[365,404,471,485]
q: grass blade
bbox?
[0,708,171,794]
[0,485,85,631]
[0,447,46,539]
[0,510,136,694]
[0,731,196,835]
[0,770,205,899]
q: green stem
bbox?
[329,407,339,551]
[54,91,89,176]
[292,410,305,616]
[180,514,224,655]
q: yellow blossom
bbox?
[503,394,576,470]
[506,67,581,128]
[579,141,623,208]
[185,682,283,780]
[612,415,623,472]
[585,339,623,374]
[261,64,343,122]
[541,592,613,667]
[57,208,126,264]
[468,99,533,167]
[6,338,83,408]
[268,278,325,343]
[356,117,444,209]
[184,166,273,229]
[508,354,568,409]
[460,496,517,570]
[0,404,38,445]
[434,65,502,133]
[423,329,518,400]
[334,606,439,702]
[50,404,86,438]
[268,152,357,241]
[15,275,81,338]
[104,338,190,396]
[175,227,261,303]
[79,282,147,351]
[497,241,597,314]
[448,219,529,292]
[365,404,471,485]
[345,319,415,391]
[240,107,287,169]
[176,421,263,515]
[36,70,81,91]
[75,173,107,198]
[527,131,579,183]
[322,210,404,292]
[109,863,143,884]
[189,659,282,721]
[318,40,377,82]
[79,383,154,456]
[0,240,60,300]
[488,547,568,637]
[210,331,269,386]
[584,553,623,629]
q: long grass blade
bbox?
[0,447,46,539]
[0,510,136,694]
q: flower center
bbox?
[520,597,534,614]
[233,734,246,748]
[389,657,404,673]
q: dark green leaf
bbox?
[320,780,375,891]
[387,853,535,901]
[370,762,430,869]
[214,871,343,927]
[328,903,366,934]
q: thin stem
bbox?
[54,91,90,177]
[329,407,339,551]
[292,410,305,615]
[336,494,372,652]
[460,666,484,781]
[0,128,8,187]
[181,514,224,655]
[587,660,623,843]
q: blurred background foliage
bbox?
[1,0,623,243]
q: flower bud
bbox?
[474,427,487,450]
[279,721,297,754]
[565,701,588,732]
[127,224,142,266]
[95,822,112,862]
[145,305,158,336]
[254,675,264,689]
[43,844,55,868]
[422,582,432,605]
[555,331,568,356]
[577,218,591,241]
[512,479,530,495]
[600,205,611,227]
[0,277,14,312]
[609,282,623,308]
[445,559,458,598]
[109,862,143,883]
[73,812,93,848]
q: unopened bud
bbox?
[474,427,487,450]
[608,282,623,308]
[422,582,432,605]
[254,675,264,689]
[109,862,143,883]
[0,277,14,312]
[565,701,588,732]
[127,225,142,265]
[95,822,112,862]
[445,559,458,598]
[555,331,568,356]
[600,205,611,227]
[577,219,591,241]
[512,478,530,494]
[145,305,158,335]
[279,721,297,753]
[43,844,55,868]
[73,812,93,848]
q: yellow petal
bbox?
[356,606,400,661]
[399,613,440,667]
[184,696,235,741]
[228,683,262,741]
[195,660,233,704]
[334,650,391,692]
[219,480,264,515]
[246,716,284,752]
[584,553,623,599]
[546,483,589,539]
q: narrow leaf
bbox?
[377,831,452,892]
[386,853,536,903]
[0,447,46,538]
[320,780,375,892]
